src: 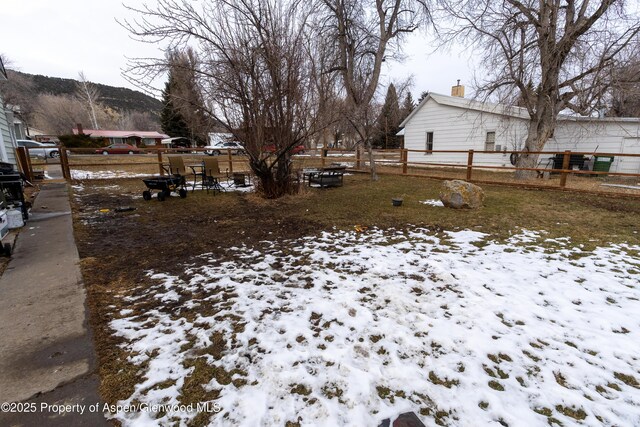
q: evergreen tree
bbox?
[160,74,190,139]
[400,92,415,120]
[375,83,402,148]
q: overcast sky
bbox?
[1,0,476,100]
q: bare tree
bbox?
[32,93,91,135]
[0,68,38,134]
[440,0,640,178]
[76,71,101,129]
[306,27,344,149]
[166,49,212,145]
[318,0,430,179]
[123,0,321,198]
[608,47,640,117]
[118,110,161,132]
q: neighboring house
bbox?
[11,115,26,140]
[72,126,168,147]
[0,60,18,167]
[208,132,235,146]
[400,87,640,174]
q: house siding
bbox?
[403,95,640,174]
[0,93,18,166]
[404,100,528,168]
[547,121,640,174]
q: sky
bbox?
[0,0,476,101]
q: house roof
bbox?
[400,92,640,128]
[72,129,168,139]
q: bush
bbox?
[58,134,107,148]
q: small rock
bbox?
[439,180,484,209]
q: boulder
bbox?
[439,180,484,209]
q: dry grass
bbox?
[373,163,640,196]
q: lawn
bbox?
[70,174,640,426]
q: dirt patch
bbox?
[71,179,324,402]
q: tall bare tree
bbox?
[166,49,212,145]
[440,0,640,178]
[33,94,92,135]
[76,71,101,129]
[608,47,640,117]
[123,0,321,198]
[0,62,38,134]
[318,0,430,178]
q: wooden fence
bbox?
[15,145,640,197]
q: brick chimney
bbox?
[76,123,83,134]
[451,80,465,98]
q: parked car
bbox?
[204,141,245,156]
[16,140,60,158]
[263,144,306,155]
[95,144,143,155]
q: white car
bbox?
[203,141,245,156]
[16,140,60,158]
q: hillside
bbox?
[8,70,162,114]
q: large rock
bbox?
[439,180,484,209]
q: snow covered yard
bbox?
[106,227,640,426]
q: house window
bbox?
[425,131,434,154]
[485,131,496,151]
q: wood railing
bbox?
[15,144,640,197]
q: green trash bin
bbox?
[592,156,614,176]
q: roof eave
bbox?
[0,57,7,81]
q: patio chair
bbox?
[168,156,200,191]
[168,156,187,176]
[203,157,226,194]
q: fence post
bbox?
[560,150,571,188]
[157,149,164,176]
[466,149,474,181]
[16,147,34,182]
[356,147,361,169]
[227,149,234,174]
[402,149,408,174]
[60,147,71,180]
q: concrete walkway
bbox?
[0,181,107,426]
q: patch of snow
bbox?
[71,170,149,180]
[419,199,444,207]
[109,228,640,426]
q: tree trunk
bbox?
[366,142,378,181]
[250,156,297,199]
[515,111,556,180]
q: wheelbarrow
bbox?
[141,175,188,201]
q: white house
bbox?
[400,87,640,174]
[0,59,18,167]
